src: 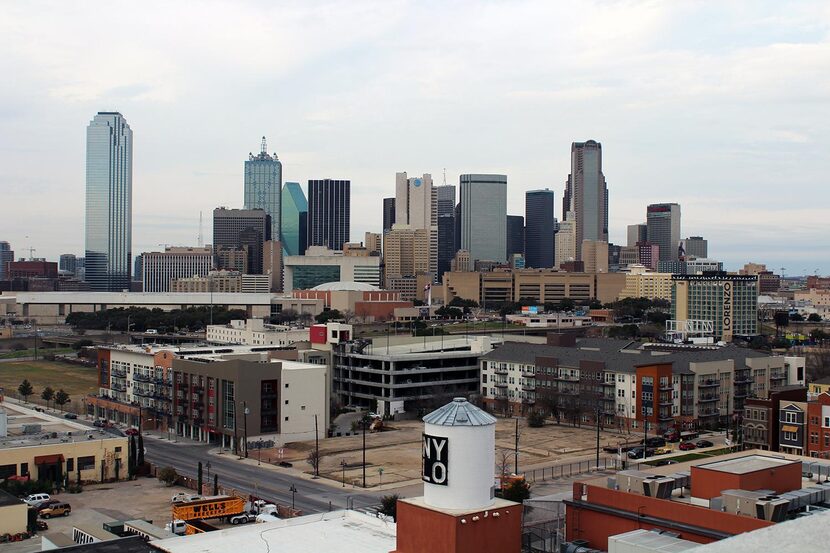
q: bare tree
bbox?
[496,448,513,482]
[307,448,322,475]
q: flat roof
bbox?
[151,510,395,553]
[696,455,797,475]
[51,535,160,553]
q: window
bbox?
[285,400,289,405]
[824,416,830,428]
[78,456,96,471]
[825,433,830,447]
[66,458,74,472]
[784,411,799,423]
[115,447,122,452]
[301,406,306,411]
[482,374,488,384]
[20,462,28,476]
[811,432,819,445]
[284,416,289,421]
[285,383,289,389]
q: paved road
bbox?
[144,437,395,514]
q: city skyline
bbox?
[2,2,829,273]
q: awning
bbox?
[34,454,64,465]
[781,425,798,433]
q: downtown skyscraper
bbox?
[308,179,350,250]
[562,140,608,262]
[244,136,282,243]
[281,182,308,256]
[647,203,681,262]
[524,189,555,268]
[85,112,132,291]
[459,174,507,263]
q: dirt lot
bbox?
[270,418,625,488]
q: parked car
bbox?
[679,441,697,451]
[145,329,158,334]
[124,428,139,436]
[696,439,714,448]
[24,493,51,507]
[93,420,105,427]
[654,447,673,455]
[40,502,71,518]
[652,459,678,467]
[627,447,655,459]
[644,437,666,448]
[64,413,78,420]
[663,431,680,442]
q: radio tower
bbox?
[197,211,204,247]
[261,136,267,155]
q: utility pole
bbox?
[362,416,367,488]
[243,401,249,458]
[514,417,519,474]
[596,405,601,468]
[314,414,320,477]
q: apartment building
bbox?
[141,247,213,292]
[807,392,830,459]
[479,336,805,431]
[742,386,807,451]
[332,336,494,416]
[778,400,808,455]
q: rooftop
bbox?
[310,281,380,291]
[423,398,496,427]
[45,535,160,553]
[150,510,395,553]
[481,338,774,374]
[0,402,123,450]
[697,455,797,475]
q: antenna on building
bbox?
[443,168,447,186]
[261,136,267,155]
[197,211,204,247]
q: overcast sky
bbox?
[2,1,829,274]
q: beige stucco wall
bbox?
[0,437,129,483]
[0,502,28,535]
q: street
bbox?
[143,436,411,514]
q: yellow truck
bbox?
[171,496,245,522]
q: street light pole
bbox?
[243,402,249,458]
[340,460,346,487]
[289,484,297,510]
[362,416,367,488]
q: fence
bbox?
[522,456,622,484]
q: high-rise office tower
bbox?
[394,172,438,278]
[85,112,132,291]
[506,215,525,261]
[435,185,456,217]
[524,189,556,268]
[435,185,456,281]
[133,255,142,283]
[307,179,350,250]
[563,141,607,261]
[627,223,648,247]
[681,236,708,259]
[647,203,681,262]
[453,203,462,254]
[0,242,15,280]
[212,208,271,274]
[59,254,77,275]
[459,174,507,263]
[281,182,308,256]
[244,136,282,242]
[382,197,396,234]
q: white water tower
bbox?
[422,397,496,510]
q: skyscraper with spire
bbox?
[244,136,282,243]
[85,111,132,291]
[562,140,608,261]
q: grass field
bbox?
[0,347,75,359]
[0,360,99,404]
[645,447,735,465]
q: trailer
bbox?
[171,496,245,522]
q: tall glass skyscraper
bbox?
[308,179,350,250]
[563,140,608,261]
[459,174,507,263]
[525,189,555,268]
[281,182,308,256]
[244,136,282,242]
[85,112,132,291]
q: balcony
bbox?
[734,377,753,384]
[494,381,508,388]
[699,410,719,417]
[521,370,536,378]
[659,383,673,391]
[522,398,536,405]
[494,368,508,376]
[111,383,126,392]
[493,390,508,399]
[111,369,127,378]
[658,413,674,422]
[770,373,786,381]
[698,380,719,388]
[133,388,153,398]
[133,373,152,383]
[522,384,536,392]
[698,395,718,403]
[601,381,616,387]
[557,374,580,382]
[734,391,749,399]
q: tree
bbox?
[526,410,546,428]
[158,466,178,486]
[10,342,27,352]
[435,306,463,319]
[54,389,70,411]
[137,433,145,466]
[379,494,400,521]
[315,309,343,324]
[808,313,823,322]
[128,436,137,477]
[790,312,805,322]
[41,386,55,409]
[306,448,321,476]
[501,478,531,503]
[72,339,94,351]
[18,379,33,402]
[197,461,203,494]
[449,297,478,309]
[774,311,790,334]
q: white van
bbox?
[145,329,158,334]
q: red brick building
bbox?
[807,392,830,458]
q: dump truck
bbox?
[171,496,245,522]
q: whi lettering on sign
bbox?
[422,433,449,486]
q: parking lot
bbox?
[5,478,196,553]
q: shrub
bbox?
[158,466,178,486]
[526,410,546,428]
[501,478,531,503]
[379,494,400,521]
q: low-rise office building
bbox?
[206,319,308,346]
[479,336,804,430]
[292,281,411,321]
[618,266,673,302]
[283,246,382,293]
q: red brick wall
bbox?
[690,461,801,500]
[567,483,772,550]
[807,393,830,458]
